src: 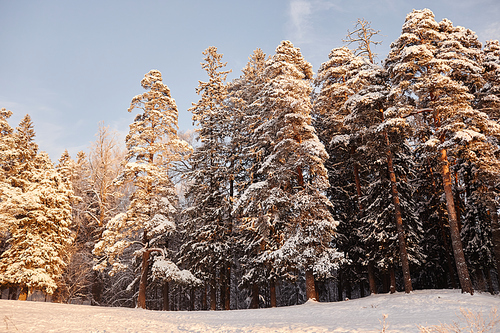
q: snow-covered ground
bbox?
[1,289,499,332]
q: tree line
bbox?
[1,9,499,310]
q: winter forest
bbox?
[1,8,500,312]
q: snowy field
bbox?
[1,289,499,332]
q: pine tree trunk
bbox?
[91,271,103,305]
[486,269,494,294]
[305,269,317,300]
[8,287,17,300]
[368,261,377,294]
[220,280,226,310]
[438,218,458,289]
[190,287,195,311]
[269,279,277,307]
[489,202,500,283]
[359,266,366,298]
[210,277,216,310]
[18,286,27,301]
[250,284,259,309]
[440,148,474,294]
[337,270,343,301]
[224,264,231,310]
[137,250,150,309]
[162,282,169,311]
[382,271,389,293]
[475,266,486,292]
[202,283,208,310]
[389,265,396,294]
[345,277,352,300]
[429,160,458,289]
[384,129,413,293]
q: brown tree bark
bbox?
[250,284,259,309]
[202,283,207,310]
[137,250,150,309]
[270,279,277,307]
[389,265,396,294]
[91,271,103,305]
[427,161,458,289]
[368,261,377,295]
[190,287,195,311]
[440,148,474,294]
[305,269,317,300]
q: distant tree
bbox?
[342,18,382,64]
[93,70,195,309]
[87,123,126,229]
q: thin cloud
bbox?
[480,22,500,41]
[286,0,342,44]
[288,0,313,43]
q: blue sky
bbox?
[1,0,499,160]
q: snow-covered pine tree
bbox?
[412,147,459,289]
[385,8,500,294]
[0,108,16,266]
[481,40,500,121]
[235,41,342,302]
[457,159,496,292]
[228,48,270,308]
[53,150,89,303]
[0,108,15,238]
[434,15,500,293]
[93,70,195,309]
[0,116,73,298]
[341,62,419,294]
[477,39,500,282]
[313,46,374,297]
[179,46,234,310]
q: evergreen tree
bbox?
[93,70,194,309]
[313,46,373,296]
[478,39,500,282]
[228,48,270,308]
[0,116,73,297]
[179,46,234,310]
[235,41,342,302]
[385,8,500,294]
[0,108,15,239]
[481,40,500,121]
